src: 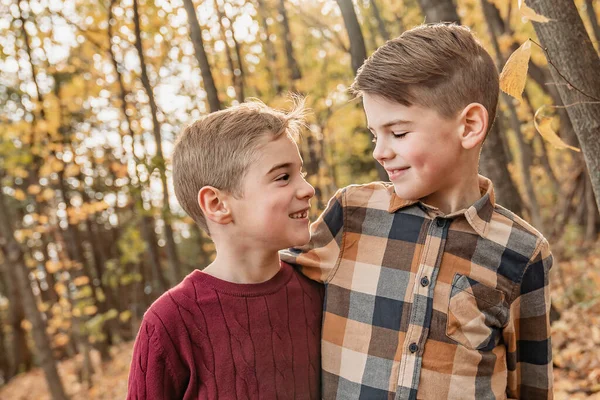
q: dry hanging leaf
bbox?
[534,106,580,152]
[500,40,531,103]
[518,0,551,23]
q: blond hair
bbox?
[352,23,499,131]
[172,99,306,233]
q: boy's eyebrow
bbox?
[368,119,413,131]
[266,161,303,175]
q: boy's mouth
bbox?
[386,167,410,179]
[289,209,309,219]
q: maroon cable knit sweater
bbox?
[127,262,323,400]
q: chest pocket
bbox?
[446,274,509,351]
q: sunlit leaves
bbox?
[534,106,580,152]
[500,40,531,103]
[517,0,551,23]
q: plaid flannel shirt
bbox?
[280,176,553,400]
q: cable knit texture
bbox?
[127,262,323,399]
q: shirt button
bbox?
[409,343,419,353]
[436,218,445,227]
[420,276,430,287]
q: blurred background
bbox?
[0,0,599,398]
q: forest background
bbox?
[1,0,600,398]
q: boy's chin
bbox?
[392,184,422,201]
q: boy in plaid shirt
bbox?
[281,24,553,399]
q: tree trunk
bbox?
[529,0,600,213]
[370,0,390,41]
[213,0,244,103]
[416,0,460,23]
[181,0,222,112]
[480,119,525,215]
[255,0,281,94]
[132,0,181,286]
[278,0,302,81]
[0,192,69,400]
[107,0,166,294]
[335,0,368,75]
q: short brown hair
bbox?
[351,23,499,131]
[172,99,306,233]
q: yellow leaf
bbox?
[119,310,132,323]
[51,158,64,173]
[27,184,42,195]
[45,260,63,274]
[84,305,98,315]
[518,0,551,23]
[500,40,531,103]
[14,189,26,201]
[534,106,581,152]
[41,188,55,201]
[64,163,80,178]
[73,276,90,286]
[21,320,33,331]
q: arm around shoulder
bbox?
[127,310,188,400]
[280,187,346,283]
[504,238,554,399]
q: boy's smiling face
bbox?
[363,93,468,204]
[227,134,315,251]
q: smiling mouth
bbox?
[386,167,410,177]
[289,209,309,219]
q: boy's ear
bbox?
[459,103,488,150]
[198,186,233,225]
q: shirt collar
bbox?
[387,175,496,238]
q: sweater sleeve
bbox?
[127,312,187,400]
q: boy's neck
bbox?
[202,245,281,284]
[420,173,483,215]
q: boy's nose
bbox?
[299,178,315,199]
[372,138,393,162]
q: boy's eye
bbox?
[393,132,408,138]
[275,173,290,181]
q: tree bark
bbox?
[278,0,302,81]
[132,0,182,286]
[529,0,600,213]
[181,0,222,112]
[0,191,69,400]
[480,119,524,215]
[335,0,368,75]
[416,0,460,23]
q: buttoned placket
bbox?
[395,216,450,400]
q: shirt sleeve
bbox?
[127,313,187,400]
[279,187,346,283]
[503,238,554,399]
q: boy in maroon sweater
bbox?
[127,100,323,399]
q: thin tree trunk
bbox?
[132,0,181,286]
[255,0,281,94]
[370,0,390,41]
[278,0,302,81]
[107,0,166,294]
[335,0,368,75]
[529,0,600,213]
[416,0,460,23]
[584,0,600,47]
[181,0,222,112]
[214,0,244,103]
[0,191,69,400]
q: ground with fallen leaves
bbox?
[1,247,599,399]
